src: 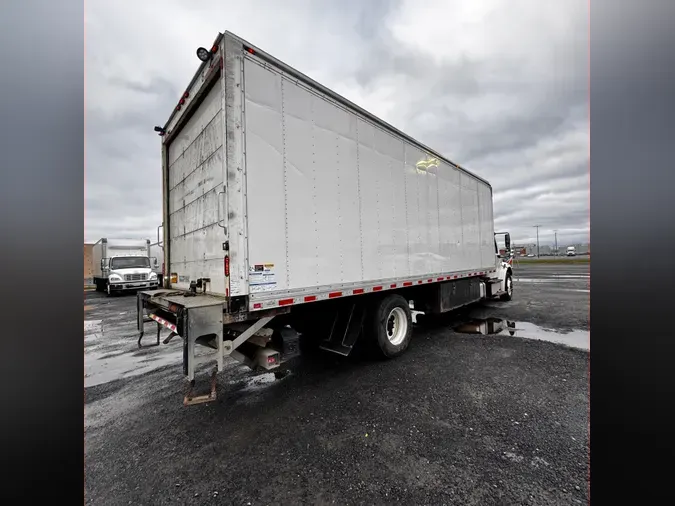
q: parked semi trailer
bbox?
[137,31,514,404]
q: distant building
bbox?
[512,244,534,256]
[84,243,94,286]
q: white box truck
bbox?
[137,31,514,404]
[566,246,577,256]
[92,238,159,295]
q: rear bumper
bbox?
[111,280,159,291]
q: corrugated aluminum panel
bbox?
[478,182,495,267]
[243,54,496,299]
[243,61,288,293]
[166,79,227,293]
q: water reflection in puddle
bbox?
[229,370,291,396]
[242,372,277,390]
[84,319,183,388]
[454,318,589,351]
[515,278,589,283]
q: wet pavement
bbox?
[84,297,183,388]
[454,318,589,351]
[84,263,589,505]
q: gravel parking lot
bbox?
[85,264,589,505]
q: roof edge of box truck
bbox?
[161,31,490,192]
[161,33,225,139]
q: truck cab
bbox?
[566,246,576,257]
[102,255,158,295]
[92,238,159,295]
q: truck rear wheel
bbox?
[369,294,413,358]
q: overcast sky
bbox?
[85,0,588,247]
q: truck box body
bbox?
[92,238,152,278]
[162,32,496,313]
[139,31,514,396]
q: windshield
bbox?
[110,256,150,269]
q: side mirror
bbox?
[101,258,106,269]
[152,257,158,267]
[504,233,511,250]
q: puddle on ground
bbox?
[230,370,291,394]
[515,278,588,283]
[454,318,589,351]
[243,372,277,390]
[84,319,102,332]
[520,274,589,278]
[84,319,183,388]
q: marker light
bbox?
[196,47,211,62]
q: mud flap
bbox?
[319,302,367,356]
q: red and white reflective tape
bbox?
[250,268,499,311]
[149,313,177,332]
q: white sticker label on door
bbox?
[249,263,276,293]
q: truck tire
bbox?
[369,294,413,359]
[106,281,114,297]
[500,271,513,301]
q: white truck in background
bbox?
[137,31,514,405]
[566,246,577,256]
[92,238,159,295]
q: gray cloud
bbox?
[85,0,588,248]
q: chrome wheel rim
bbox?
[386,307,408,346]
[507,277,513,296]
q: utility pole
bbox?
[533,225,541,258]
[553,229,558,257]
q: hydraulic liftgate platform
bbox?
[137,289,289,405]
